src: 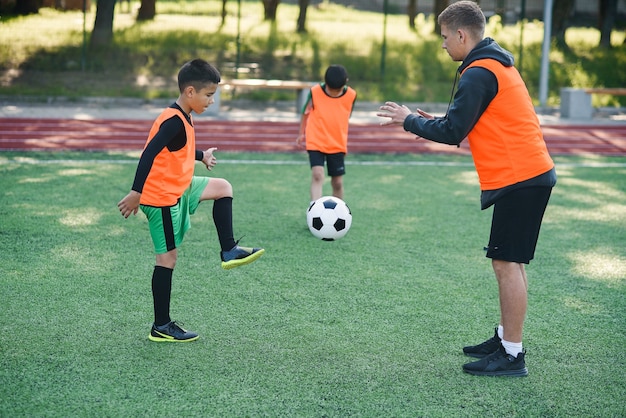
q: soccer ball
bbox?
[306,196,352,241]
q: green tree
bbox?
[433,0,448,35]
[262,0,280,21]
[296,0,309,33]
[14,0,40,14]
[91,0,116,47]
[599,0,617,48]
[408,0,417,30]
[137,0,156,21]
[221,0,228,26]
[552,0,575,50]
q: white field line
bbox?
[1,158,625,168]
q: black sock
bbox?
[152,266,173,327]
[213,197,236,251]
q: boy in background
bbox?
[296,64,357,205]
[117,59,264,343]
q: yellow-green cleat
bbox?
[221,245,265,270]
[149,321,199,342]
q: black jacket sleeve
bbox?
[403,67,498,146]
[131,116,185,193]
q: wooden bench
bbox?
[560,87,626,119]
[211,79,316,114]
[220,62,262,76]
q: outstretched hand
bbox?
[377,101,413,126]
[202,147,218,171]
[416,108,435,120]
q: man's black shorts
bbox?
[308,150,346,176]
[486,186,552,264]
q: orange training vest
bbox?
[462,59,554,190]
[305,84,356,154]
[139,107,196,206]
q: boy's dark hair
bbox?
[324,65,348,89]
[177,59,221,92]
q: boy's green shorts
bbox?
[140,176,210,254]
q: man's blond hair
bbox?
[438,1,486,41]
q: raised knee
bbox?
[225,182,233,197]
[217,178,233,197]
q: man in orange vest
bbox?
[297,64,357,205]
[378,1,556,377]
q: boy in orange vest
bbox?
[296,64,357,204]
[117,59,264,342]
[378,1,556,376]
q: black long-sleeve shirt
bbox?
[131,103,203,194]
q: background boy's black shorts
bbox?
[486,186,552,264]
[308,150,346,176]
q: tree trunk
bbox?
[137,0,156,21]
[552,0,575,50]
[495,0,505,22]
[296,0,309,33]
[221,0,228,26]
[90,0,116,47]
[599,0,617,48]
[14,0,41,14]
[408,0,417,30]
[433,0,448,35]
[262,0,280,21]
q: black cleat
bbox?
[463,327,501,358]
[462,344,528,377]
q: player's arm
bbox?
[296,98,312,146]
[117,117,180,218]
[349,90,356,119]
[409,68,496,145]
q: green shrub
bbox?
[0,3,624,105]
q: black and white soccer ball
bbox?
[306,196,352,241]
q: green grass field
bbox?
[1,151,625,416]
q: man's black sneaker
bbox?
[463,327,501,358]
[221,244,265,270]
[149,321,199,342]
[462,344,528,377]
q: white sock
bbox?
[497,324,504,340]
[501,339,523,357]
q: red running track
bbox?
[1,118,625,156]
